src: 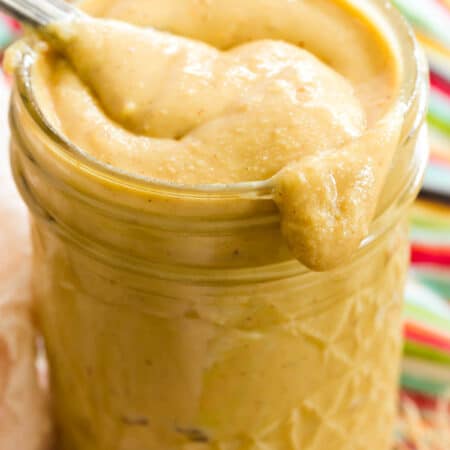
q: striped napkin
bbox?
[392,1,450,448]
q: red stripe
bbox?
[404,323,450,353]
[429,154,450,166]
[430,70,450,97]
[400,390,450,412]
[0,12,21,32]
[411,244,450,266]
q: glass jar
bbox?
[8,1,428,449]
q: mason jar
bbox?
[8,1,428,449]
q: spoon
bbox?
[0,0,81,27]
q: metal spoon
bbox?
[0,0,81,27]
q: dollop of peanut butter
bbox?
[8,0,402,270]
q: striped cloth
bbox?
[392,1,450,448]
[1,3,450,449]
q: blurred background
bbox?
[0,1,449,449]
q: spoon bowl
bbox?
[0,0,80,27]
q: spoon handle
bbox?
[0,0,79,27]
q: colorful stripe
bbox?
[412,244,450,266]
[405,323,450,353]
[429,88,450,138]
[410,199,450,304]
[430,70,450,97]
[0,13,20,49]
[400,389,450,413]
[393,0,450,48]
[410,267,450,300]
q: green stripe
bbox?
[428,100,450,139]
[393,0,450,47]
[413,275,450,300]
[406,282,450,318]
[411,214,450,232]
[0,26,13,50]
[401,373,449,397]
[428,112,450,136]
[404,341,450,366]
[411,215,450,230]
[404,303,450,332]
[411,267,450,298]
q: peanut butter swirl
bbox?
[8,0,403,270]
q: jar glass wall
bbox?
[8,0,428,449]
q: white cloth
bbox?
[0,74,52,450]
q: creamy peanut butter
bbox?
[6,2,426,450]
[7,0,404,270]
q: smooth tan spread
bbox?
[6,0,404,270]
[6,2,416,450]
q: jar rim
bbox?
[12,0,429,200]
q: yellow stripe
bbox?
[417,31,450,58]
